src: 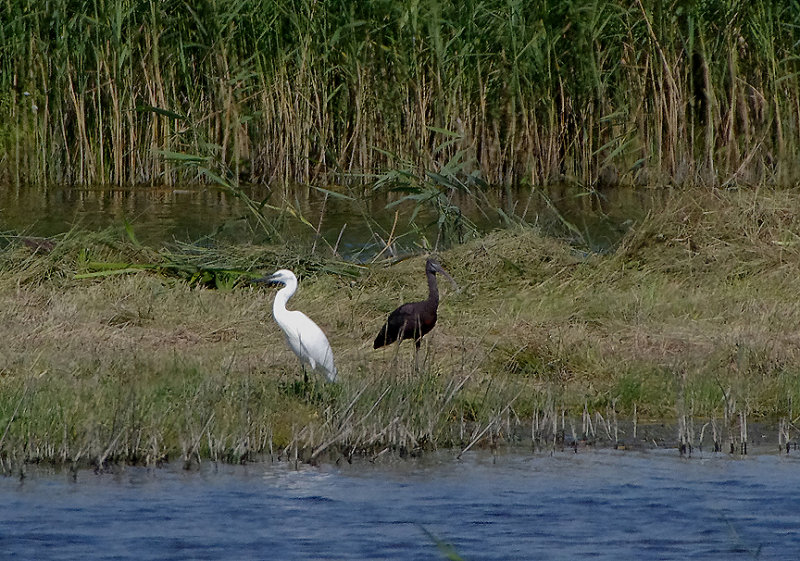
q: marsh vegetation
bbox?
[1,187,799,468]
[2,0,799,187]
[1,0,800,468]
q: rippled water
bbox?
[2,449,799,560]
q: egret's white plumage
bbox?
[262,269,337,382]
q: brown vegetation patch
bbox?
[2,189,800,466]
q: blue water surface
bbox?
[1,448,799,560]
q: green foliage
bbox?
[1,0,799,185]
[372,133,485,249]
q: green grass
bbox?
[1,187,800,468]
[1,0,799,187]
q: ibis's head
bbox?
[253,269,297,286]
[425,258,459,290]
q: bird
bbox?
[255,269,338,383]
[374,258,458,350]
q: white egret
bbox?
[256,269,338,383]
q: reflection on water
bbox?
[0,186,253,242]
[0,184,663,259]
[1,449,799,560]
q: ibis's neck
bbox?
[426,271,439,305]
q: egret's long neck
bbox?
[426,271,439,306]
[272,278,298,322]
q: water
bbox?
[2,449,799,560]
[0,184,660,258]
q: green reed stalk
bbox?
[1,0,798,187]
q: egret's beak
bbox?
[251,272,283,285]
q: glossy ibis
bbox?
[373,259,458,350]
[255,269,337,382]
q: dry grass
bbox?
[2,187,800,467]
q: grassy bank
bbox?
[2,0,799,187]
[1,187,799,468]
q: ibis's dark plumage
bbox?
[373,259,457,349]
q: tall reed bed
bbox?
[1,0,798,187]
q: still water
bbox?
[2,449,798,560]
[0,184,658,257]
